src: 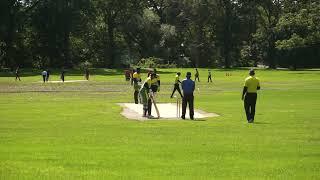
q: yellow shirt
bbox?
[151,74,160,86]
[244,76,260,93]
[175,75,180,84]
[133,72,141,81]
[145,77,152,88]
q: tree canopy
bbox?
[0,0,319,69]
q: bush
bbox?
[135,57,176,68]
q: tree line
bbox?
[0,0,319,69]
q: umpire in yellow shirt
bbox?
[242,69,260,123]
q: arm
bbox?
[242,87,248,100]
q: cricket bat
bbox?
[150,93,160,119]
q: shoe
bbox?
[248,119,253,123]
[170,96,173,98]
[148,115,154,119]
[181,115,185,120]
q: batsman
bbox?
[139,73,158,118]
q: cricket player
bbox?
[170,72,183,98]
[151,68,160,93]
[195,68,200,82]
[15,67,21,81]
[242,69,261,123]
[139,73,157,118]
[181,72,195,120]
[132,68,142,104]
[208,69,212,82]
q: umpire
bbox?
[181,72,195,120]
[242,69,261,123]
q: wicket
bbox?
[176,98,181,118]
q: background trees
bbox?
[0,0,319,69]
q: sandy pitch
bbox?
[118,103,219,121]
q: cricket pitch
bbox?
[118,103,219,121]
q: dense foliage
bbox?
[0,0,319,69]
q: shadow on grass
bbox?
[253,121,270,125]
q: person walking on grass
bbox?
[170,72,183,98]
[195,68,200,82]
[85,68,90,80]
[42,70,47,83]
[139,73,157,118]
[242,69,261,123]
[208,69,212,83]
[61,69,65,82]
[133,68,142,104]
[15,67,21,81]
[181,72,195,120]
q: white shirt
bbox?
[42,71,47,76]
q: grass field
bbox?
[0,68,319,179]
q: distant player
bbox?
[195,68,200,82]
[85,68,90,80]
[15,67,21,81]
[61,70,65,82]
[242,69,261,123]
[132,68,142,104]
[208,69,212,83]
[170,72,183,98]
[139,73,157,118]
[42,70,47,83]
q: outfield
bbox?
[0,68,319,179]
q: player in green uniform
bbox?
[132,68,142,104]
[139,73,157,118]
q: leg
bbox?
[181,96,187,119]
[148,98,152,116]
[170,84,177,98]
[188,95,194,119]
[43,75,46,82]
[244,95,251,121]
[134,90,139,104]
[250,94,257,122]
[177,86,183,98]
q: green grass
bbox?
[0,68,319,179]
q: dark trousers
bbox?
[171,84,183,98]
[61,75,64,82]
[148,98,152,116]
[42,75,46,82]
[244,93,257,121]
[195,76,200,82]
[15,74,21,81]
[134,90,139,104]
[208,76,212,82]
[182,94,194,118]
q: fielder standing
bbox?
[132,68,142,104]
[242,69,261,123]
